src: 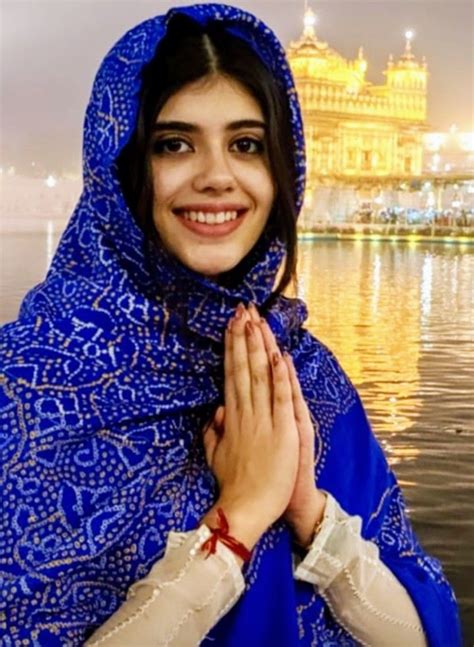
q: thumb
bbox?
[203,406,224,467]
[213,405,225,432]
[203,424,219,467]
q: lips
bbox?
[172,205,249,237]
[173,203,249,214]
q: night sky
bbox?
[1,0,473,175]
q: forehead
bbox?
[157,75,264,124]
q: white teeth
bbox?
[181,210,240,224]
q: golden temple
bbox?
[287,6,429,194]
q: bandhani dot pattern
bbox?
[0,3,460,645]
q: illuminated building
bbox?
[423,128,474,176]
[286,5,429,199]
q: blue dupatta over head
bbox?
[0,4,461,645]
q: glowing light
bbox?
[45,174,57,188]
[288,14,429,179]
[421,255,433,318]
[459,133,474,152]
[304,7,317,29]
[371,254,381,316]
[303,189,314,209]
[424,133,446,151]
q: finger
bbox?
[248,302,260,323]
[248,303,274,393]
[271,352,294,424]
[224,326,238,415]
[245,320,272,414]
[259,318,281,360]
[231,304,253,412]
[283,353,312,426]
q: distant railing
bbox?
[298,222,474,242]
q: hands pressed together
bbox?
[201,303,327,557]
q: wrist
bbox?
[287,489,327,549]
[201,498,268,554]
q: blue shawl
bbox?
[0,4,461,645]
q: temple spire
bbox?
[303,3,317,38]
[402,29,415,60]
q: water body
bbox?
[1,230,473,643]
[298,239,474,643]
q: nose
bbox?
[192,147,236,194]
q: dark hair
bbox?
[117,13,298,295]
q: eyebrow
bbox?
[152,119,267,133]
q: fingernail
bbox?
[272,352,280,367]
[235,303,245,319]
[249,302,259,316]
[245,320,254,337]
[227,319,233,332]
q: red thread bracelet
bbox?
[201,507,252,562]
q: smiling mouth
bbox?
[172,207,248,236]
[173,208,247,225]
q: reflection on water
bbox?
[0,226,62,324]
[298,240,474,643]
[299,241,473,436]
[1,230,473,642]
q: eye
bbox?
[230,137,265,154]
[152,137,193,155]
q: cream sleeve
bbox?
[85,524,244,647]
[294,492,427,646]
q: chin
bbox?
[184,253,242,278]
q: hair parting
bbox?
[117,13,299,297]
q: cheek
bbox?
[258,169,276,213]
[256,162,275,200]
[151,162,187,207]
[240,164,274,203]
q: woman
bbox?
[0,4,461,646]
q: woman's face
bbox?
[150,74,275,277]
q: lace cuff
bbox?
[86,525,245,646]
[294,493,427,646]
[294,491,375,590]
